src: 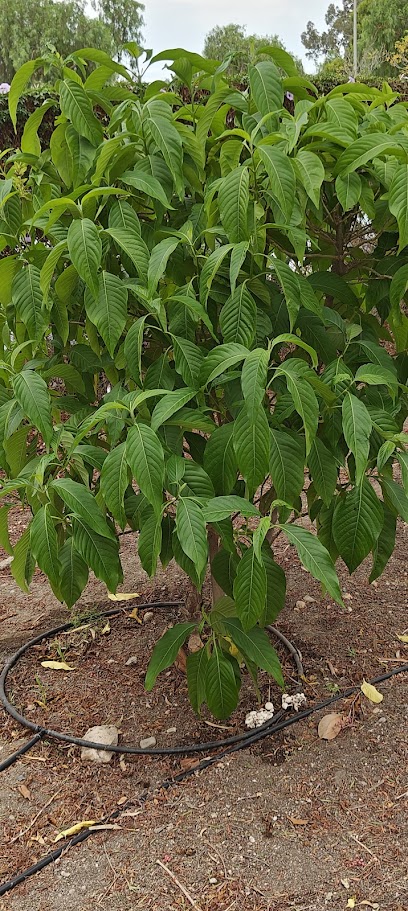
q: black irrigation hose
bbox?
[0,604,304,762]
[1,603,407,898]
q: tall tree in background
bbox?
[0,0,114,82]
[203,24,298,78]
[92,0,144,61]
[302,0,408,75]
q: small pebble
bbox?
[303,594,316,603]
[249,835,256,844]
[344,592,353,600]
[143,611,154,622]
[81,725,119,764]
[166,727,177,734]
[125,656,138,666]
[295,599,306,610]
[209,877,218,885]
[140,736,156,749]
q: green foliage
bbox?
[1,44,407,719]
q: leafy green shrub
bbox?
[0,46,407,718]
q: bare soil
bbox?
[0,510,407,911]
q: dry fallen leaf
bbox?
[17,784,31,800]
[40,660,75,671]
[397,634,408,644]
[175,647,187,674]
[361,680,383,704]
[128,606,142,623]
[318,712,345,741]
[188,633,202,653]
[101,621,111,634]
[108,592,140,601]
[54,820,96,842]
[288,816,308,826]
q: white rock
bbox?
[209,877,218,885]
[166,727,177,734]
[81,725,118,763]
[143,611,154,622]
[125,655,138,666]
[295,599,306,609]
[140,736,156,749]
[303,594,316,603]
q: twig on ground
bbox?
[348,832,379,860]
[156,859,203,911]
[9,787,64,845]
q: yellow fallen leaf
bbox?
[397,634,408,644]
[347,898,356,909]
[108,592,140,601]
[41,660,75,671]
[101,621,111,634]
[54,820,96,842]
[361,679,383,704]
[128,606,142,623]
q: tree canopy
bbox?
[301,0,408,76]
[0,0,144,82]
[203,24,301,77]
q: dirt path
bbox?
[1,517,407,911]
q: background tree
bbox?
[91,0,144,62]
[0,0,114,83]
[203,24,302,78]
[301,1,356,67]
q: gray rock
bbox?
[81,725,118,763]
[143,611,154,622]
[140,736,156,749]
[125,655,138,666]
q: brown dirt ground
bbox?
[0,509,408,911]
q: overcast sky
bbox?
[142,0,328,79]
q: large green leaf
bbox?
[12,371,53,445]
[9,58,44,130]
[269,429,305,506]
[286,374,319,456]
[205,644,240,719]
[72,517,122,591]
[220,284,256,347]
[199,244,233,306]
[187,647,209,715]
[233,546,267,630]
[147,237,179,294]
[258,146,295,221]
[52,478,114,539]
[335,172,362,211]
[333,479,383,573]
[173,337,204,386]
[151,388,197,431]
[138,511,163,577]
[249,60,283,118]
[261,543,286,624]
[200,343,248,386]
[11,525,32,593]
[30,505,60,589]
[308,438,337,506]
[224,618,284,688]
[124,316,146,384]
[294,150,325,208]
[85,272,127,357]
[234,404,270,498]
[389,164,408,251]
[203,495,259,522]
[147,114,184,199]
[67,218,102,297]
[281,523,343,604]
[126,423,165,515]
[380,476,408,523]
[203,425,237,496]
[121,169,172,208]
[100,442,128,528]
[59,538,89,608]
[342,392,372,485]
[59,79,103,146]
[270,260,300,329]
[369,504,397,584]
[12,265,45,339]
[145,621,197,691]
[175,498,208,575]
[0,504,13,555]
[241,348,269,411]
[106,227,149,282]
[218,166,250,243]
